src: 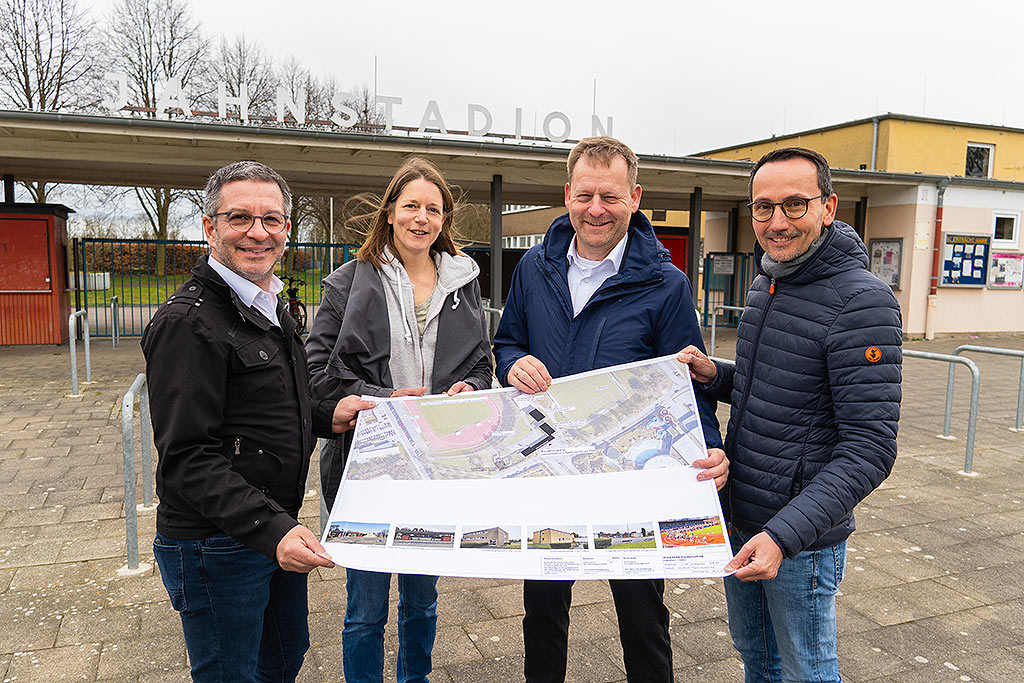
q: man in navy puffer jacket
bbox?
[494,136,728,683]
[679,147,902,683]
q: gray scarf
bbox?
[760,225,830,280]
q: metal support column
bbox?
[726,206,739,253]
[2,174,13,203]
[489,174,503,307]
[688,187,703,308]
[854,196,868,239]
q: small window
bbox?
[651,209,667,222]
[993,212,1019,247]
[966,143,994,178]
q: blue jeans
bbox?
[153,532,309,682]
[343,569,438,683]
[724,525,846,683]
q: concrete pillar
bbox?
[489,174,503,307]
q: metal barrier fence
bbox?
[68,310,91,396]
[903,349,981,475]
[483,305,502,343]
[708,305,746,358]
[77,238,360,337]
[701,252,755,327]
[110,296,119,348]
[120,372,154,574]
[944,345,1024,433]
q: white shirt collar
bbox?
[567,232,628,272]
[207,255,283,323]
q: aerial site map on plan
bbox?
[323,355,732,580]
[345,355,707,481]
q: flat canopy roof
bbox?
[2,110,1000,211]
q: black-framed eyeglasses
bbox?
[746,195,825,223]
[209,210,288,234]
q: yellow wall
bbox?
[881,119,1024,181]
[701,122,875,171]
[701,116,1024,181]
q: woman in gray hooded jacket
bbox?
[305,157,492,683]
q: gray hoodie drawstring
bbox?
[396,267,414,344]
[451,288,460,310]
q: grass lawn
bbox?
[77,268,332,307]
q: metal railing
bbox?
[904,349,981,475]
[120,372,154,573]
[483,305,503,342]
[944,345,1024,433]
[708,305,745,358]
[110,295,120,348]
[68,310,91,396]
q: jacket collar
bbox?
[753,220,869,284]
[191,255,295,336]
[540,210,669,287]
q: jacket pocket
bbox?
[789,458,806,499]
[152,538,186,612]
[229,438,284,489]
[233,337,285,401]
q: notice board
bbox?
[941,233,990,287]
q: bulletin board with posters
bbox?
[869,238,902,289]
[941,233,990,287]
[988,251,1024,289]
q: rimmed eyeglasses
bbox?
[209,211,288,234]
[746,195,825,223]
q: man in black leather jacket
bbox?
[142,160,372,682]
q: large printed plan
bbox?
[321,354,733,579]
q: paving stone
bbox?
[473,582,524,619]
[307,577,348,613]
[6,643,100,680]
[0,505,64,527]
[0,567,15,593]
[932,562,1024,604]
[36,518,125,541]
[56,534,129,563]
[60,502,125,524]
[137,667,191,682]
[97,634,187,679]
[10,558,124,591]
[105,571,166,608]
[442,652,527,682]
[0,492,48,511]
[836,632,912,680]
[565,602,620,643]
[665,618,734,665]
[563,639,628,682]
[0,539,61,568]
[45,488,104,507]
[56,604,142,646]
[432,625,481,667]
[842,580,983,626]
[435,584,494,628]
[663,580,728,624]
[464,615,524,659]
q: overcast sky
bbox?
[82,0,1021,156]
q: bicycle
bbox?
[280,276,307,333]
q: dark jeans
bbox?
[523,578,672,683]
[153,532,309,683]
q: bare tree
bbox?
[206,35,278,121]
[0,0,101,202]
[105,0,208,274]
[0,0,99,110]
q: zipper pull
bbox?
[234,437,241,455]
[769,277,776,295]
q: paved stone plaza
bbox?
[2,331,1023,682]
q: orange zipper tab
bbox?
[769,278,776,295]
